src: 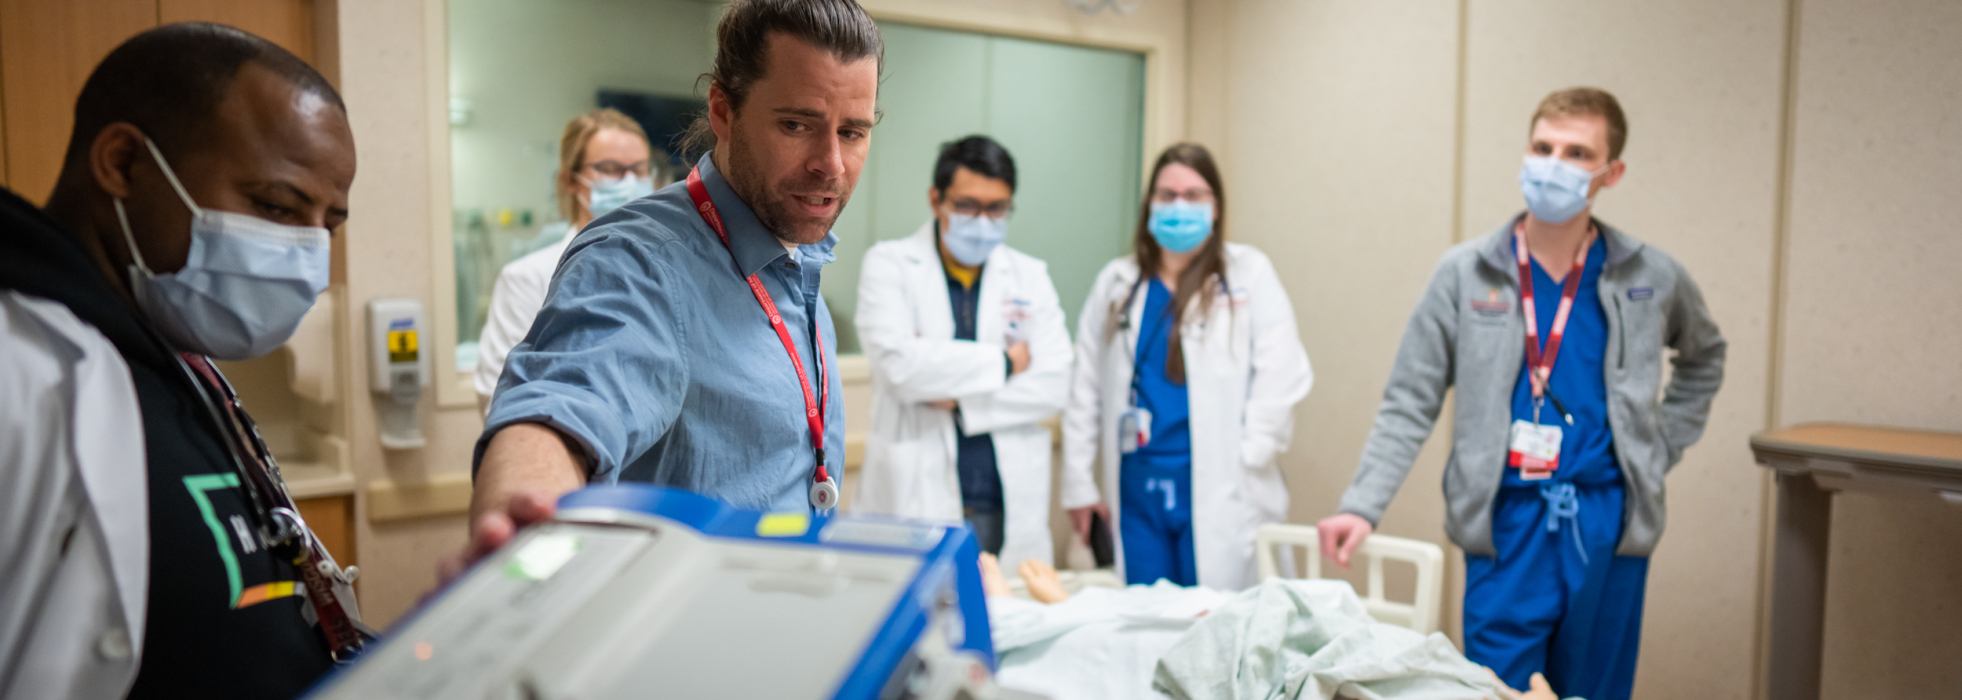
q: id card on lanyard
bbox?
[685,167,838,510]
[1117,277,1160,455]
[1507,225,1591,481]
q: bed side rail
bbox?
[1254,523,1446,634]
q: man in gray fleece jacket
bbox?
[1317,88,1725,700]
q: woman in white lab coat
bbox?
[474,108,659,414]
[853,137,1073,572]
[1061,142,1313,590]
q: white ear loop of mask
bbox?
[113,137,205,276]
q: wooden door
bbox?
[160,0,315,63]
[0,0,316,204]
[295,495,355,570]
[0,0,158,203]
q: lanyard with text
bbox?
[686,167,838,510]
[1507,224,1592,479]
[179,353,369,661]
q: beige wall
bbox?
[1783,0,1962,696]
[1196,0,1961,697]
[1188,0,1468,638]
[333,0,477,625]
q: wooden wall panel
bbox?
[296,494,356,568]
[1,59,9,188]
[160,0,316,64]
[0,0,157,204]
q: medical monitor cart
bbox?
[305,484,1030,700]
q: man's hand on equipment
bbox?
[1317,513,1373,569]
[437,491,556,585]
[436,423,590,587]
[927,399,957,410]
[1067,502,1110,544]
[1007,341,1031,375]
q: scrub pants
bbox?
[1118,451,1196,586]
[1464,482,1649,700]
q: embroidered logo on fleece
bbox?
[1628,287,1654,300]
[1470,288,1512,315]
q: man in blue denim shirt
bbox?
[448,0,884,578]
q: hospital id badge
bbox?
[1508,419,1561,480]
[1118,406,1152,454]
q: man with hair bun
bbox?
[458,0,885,577]
[1317,87,1727,700]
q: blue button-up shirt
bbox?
[477,153,846,513]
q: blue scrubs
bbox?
[1119,279,1197,586]
[1464,239,1648,700]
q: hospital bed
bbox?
[1256,523,1446,634]
[1002,524,1447,635]
[304,484,1039,700]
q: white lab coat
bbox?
[1060,243,1313,590]
[0,291,149,700]
[853,222,1073,571]
[474,223,575,414]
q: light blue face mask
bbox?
[1519,155,1610,224]
[586,174,655,218]
[942,212,1008,266]
[115,137,331,360]
[1147,200,1214,253]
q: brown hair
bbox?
[680,0,883,157]
[1125,142,1229,385]
[556,108,651,223]
[1530,87,1629,160]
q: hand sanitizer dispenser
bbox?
[368,299,429,449]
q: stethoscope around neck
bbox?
[1112,270,1230,334]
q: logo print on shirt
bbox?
[182,474,303,610]
[1628,287,1654,300]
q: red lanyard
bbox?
[1513,223,1595,401]
[180,354,365,660]
[685,167,832,491]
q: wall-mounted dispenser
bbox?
[367,299,430,449]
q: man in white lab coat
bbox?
[854,136,1072,570]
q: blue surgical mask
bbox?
[586,174,654,217]
[1519,155,1609,224]
[115,137,331,360]
[1147,200,1214,253]
[942,212,1007,266]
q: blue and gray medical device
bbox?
[306,485,1012,700]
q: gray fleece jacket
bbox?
[1337,216,1726,557]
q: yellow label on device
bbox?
[756,512,810,538]
[388,329,419,363]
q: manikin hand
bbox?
[1492,671,1558,700]
[1018,559,1071,604]
[978,553,1010,598]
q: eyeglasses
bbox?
[581,159,652,179]
[948,198,1013,219]
[1151,187,1215,205]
